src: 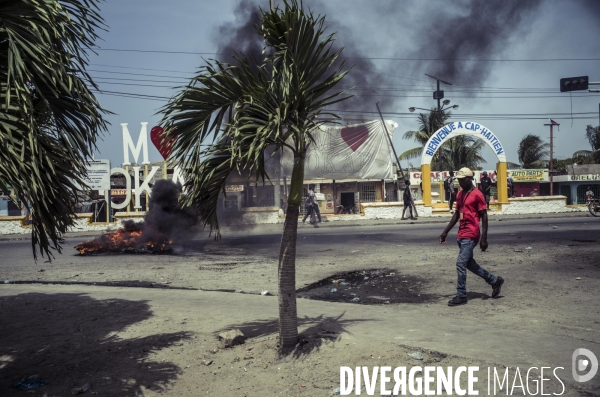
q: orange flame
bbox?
[75,224,172,255]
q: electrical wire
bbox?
[95,48,600,62]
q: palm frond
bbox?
[0,0,108,259]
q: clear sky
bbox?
[89,0,600,170]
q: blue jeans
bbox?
[455,239,497,298]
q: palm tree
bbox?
[159,0,350,347]
[445,135,486,170]
[400,109,450,171]
[400,109,485,170]
[572,125,600,163]
[0,0,108,259]
[518,134,549,168]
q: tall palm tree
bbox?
[0,0,108,259]
[518,134,549,168]
[159,0,350,347]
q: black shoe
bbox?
[448,296,468,306]
[491,276,504,298]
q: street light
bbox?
[408,104,458,113]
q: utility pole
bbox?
[376,102,405,181]
[544,120,559,196]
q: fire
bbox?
[75,221,173,255]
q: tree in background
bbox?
[572,125,600,163]
[0,0,108,259]
[159,0,350,347]
[400,109,449,171]
[400,109,485,170]
[517,134,549,169]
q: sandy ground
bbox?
[0,216,599,396]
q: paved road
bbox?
[0,214,599,395]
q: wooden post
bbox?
[125,165,131,213]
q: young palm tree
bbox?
[160,0,350,347]
[518,134,549,168]
[0,0,108,259]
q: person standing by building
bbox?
[585,186,595,203]
[445,171,457,213]
[439,167,504,306]
[302,184,321,224]
[507,175,515,198]
[479,171,493,208]
[401,180,418,220]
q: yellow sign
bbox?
[509,169,545,181]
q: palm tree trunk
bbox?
[277,154,304,347]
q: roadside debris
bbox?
[203,359,213,366]
[260,290,271,296]
[350,297,360,302]
[71,383,91,395]
[514,249,523,252]
[15,378,48,390]
[408,352,424,360]
[218,329,245,348]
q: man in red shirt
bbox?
[439,167,504,306]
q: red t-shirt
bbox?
[456,188,488,241]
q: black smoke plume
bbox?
[75,180,197,255]
[407,0,543,86]
[214,0,380,113]
[213,0,548,112]
[142,179,198,243]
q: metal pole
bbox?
[376,102,405,180]
[437,80,442,173]
[550,124,553,196]
[544,122,558,196]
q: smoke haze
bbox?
[213,0,550,112]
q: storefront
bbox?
[554,173,600,204]
[300,179,387,215]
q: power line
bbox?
[95,48,600,62]
[90,63,194,74]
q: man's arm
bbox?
[479,209,488,251]
[439,211,460,243]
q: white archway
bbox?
[419,121,508,206]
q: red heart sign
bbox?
[150,126,176,160]
[340,125,369,152]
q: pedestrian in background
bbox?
[302,184,321,225]
[479,171,492,208]
[507,175,515,198]
[445,171,457,213]
[401,179,417,220]
[439,167,504,306]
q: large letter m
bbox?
[122,122,150,165]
